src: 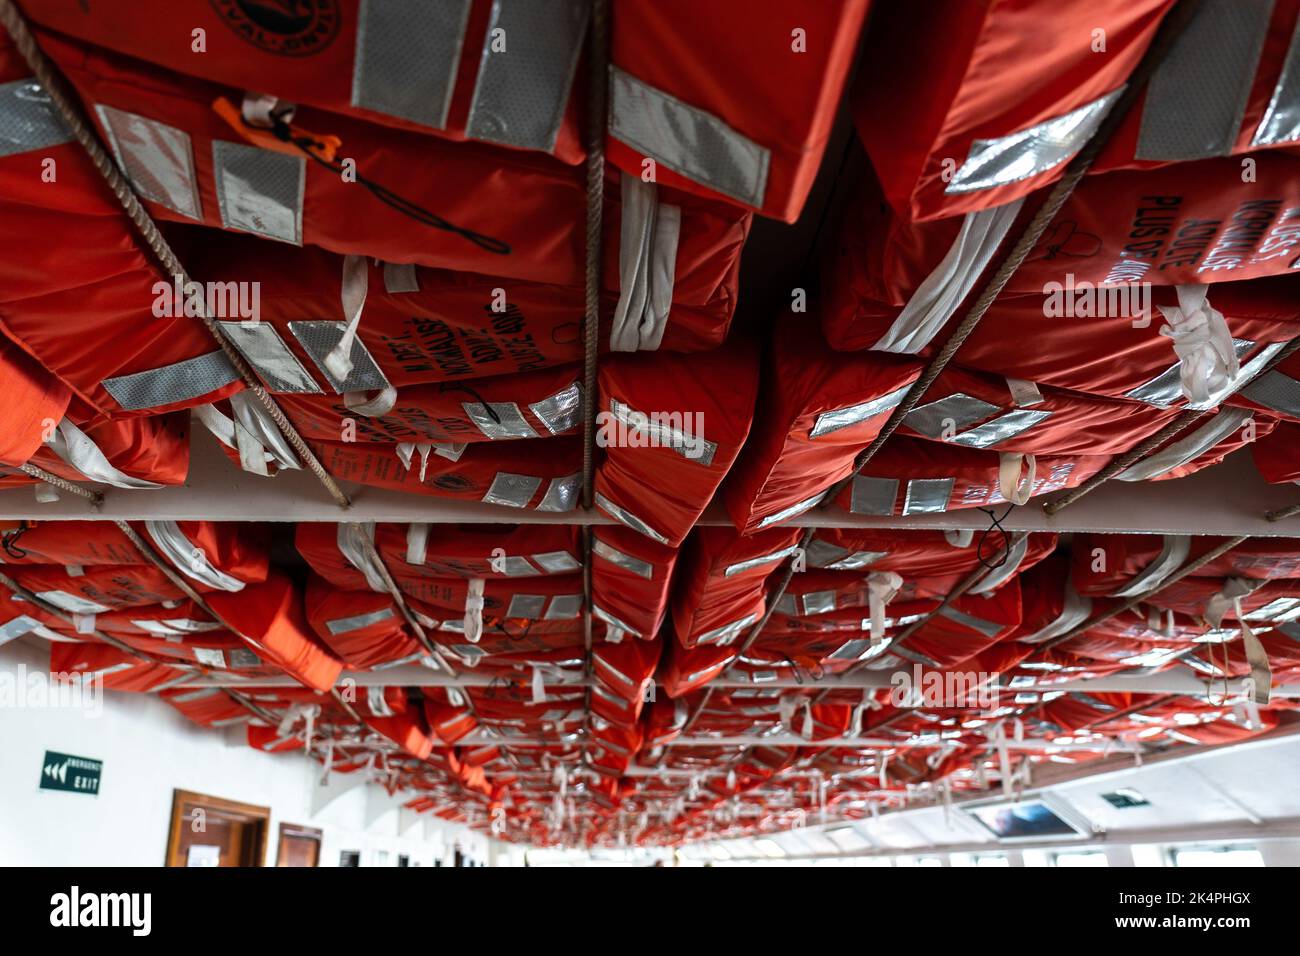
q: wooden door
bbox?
[276,823,322,867]
[165,789,270,867]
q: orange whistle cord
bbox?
[212,97,341,162]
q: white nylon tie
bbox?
[320,740,334,785]
[1205,578,1260,628]
[1158,284,1238,405]
[990,723,1013,797]
[324,254,369,381]
[800,701,814,739]
[343,385,397,417]
[395,442,434,482]
[1237,679,1263,729]
[463,578,485,644]
[1232,596,1272,705]
[879,753,890,789]
[997,452,1037,505]
[605,626,625,644]
[778,695,798,731]
[944,528,975,548]
[867,571,904,645]
[531,666,546,704]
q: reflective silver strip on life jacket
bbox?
[336,521,388,592]
[946,90,1121,195]
[1116,406,1253,482]
[466,0,590,152]
[44,418,163,490]
[289,321,393,394]
[351,0,471,130]
[536,473,581,512]
[1244,596,1300,622]
[1019,583,1093,644]
[949,408,1052,449]
[593,539,654,579]
[507,594,547,619]
[755,490,829,528]
[495,556,540,577]
[873,200,1026,353]
[593,604,640,637]
[936,605,1002,638]
[212,140,304,244]
[890,643,941,667]
[95,104,201,219]
[546,594,583,619]
[531,550,581,573]
[168,687,221,705]
[608,398,717,465]
[102,350,240,411]
[217,321,322,393]
[904,393,1001,439]
[325,606,396,635]
[969,534,1030,595]
[723,545,800,578]
[1254,16,1300,145]
[1125,339,1274,409]
[0,615,42,647]
[1,78,71,157]
[464,401,539,439]
[191,647,227,669]
[482,473,542,508]
[902,479,954,515]
[810,383,913,439]
[695,613,757,647]
[773,593,797,616]
[594,492,670,544]
[849,476,899,516]
[145,519,246,592]
[366,686,394,718]
[1239,368,1300,417]
[1112,534,1192,597]
[800,590,837,616]
[1136,0,1273,161]
[37,591,111,615]
[608,65,770,208]
[530,383,583,435]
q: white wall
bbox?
[0,645,510,867]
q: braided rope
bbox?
[18,463,103,505]
[581,0,609,512]
[0,568,163,661]
[0,0,349,508]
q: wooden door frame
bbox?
[276,822,323,867]
[165,789,271,867]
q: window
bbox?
[1171,845,1264,868]
[896,856,943,867]
[339,850,361,867]
[397,855,410,868]
[1053,850,1109,867]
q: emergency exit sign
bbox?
[39,751,102,795]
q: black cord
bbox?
[261,111,511,256]
[439,381,503,426]
[1,522,29,560]
[975,503,1016,572]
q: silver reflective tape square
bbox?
[506,594,547,619]
[1137,0,1273,161]
[755,490,828,528]
[904,393,1000,438]
[546,594,583,620]
[537,473,581,513]
[828,551,888,571]
[609,65,770,208]
[1127,338,1259,407]
[352,0,471,130]
[801,590,836,616]
[608,399,717,466]
[1254,18,1300,145]
[946,88,1121,194]
[530,383,582,435]
[937,604,1002,638]
[593,539,653,578]
[810,383,912,438]
[289,320,392,393]
[948,408,1052,448]
[467,0,589,152]
[218,321,321,393]
[483,472,541,508]
[849,476,899,516]
[723,546,799,577]
[594,491,669,543]
[696,613,756,647]
[102,350,240,411]
[773,594,797,616]
[498,555,539,577]
[827,639,874,662]
[95,105,200,218]
[464,401,538,439]
[531,550,581,574]
[804,539,850,569]
[0,79,71,157]
[212,140,304,244]
[325,606,396,635]
[0,615,40,646]
[593,604,639,636]
[902,478,954,515]
[37,591,111,615]
[1240,369,1300,417]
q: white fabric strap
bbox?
[405,522,430,566]
[344,385,398,417]
[944,528,975,548]
[1158,284,1238,405]
[45,418,162,489]
[1204,577,1263,628]
[1229,594,1272,705]
[867,571,904,646]
[610,173,679,352]
[336,522,388,593]
[872,198,1025,354]
[997,452,1037,505]
[463,578,485,644]
[324,254,370,381]
[531,666,546,704]
[145,519,246,592]
[231,392,302,472]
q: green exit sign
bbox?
[39,751,102,795]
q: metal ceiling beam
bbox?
[6,424,1300,536]
[458,734,1129,752]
